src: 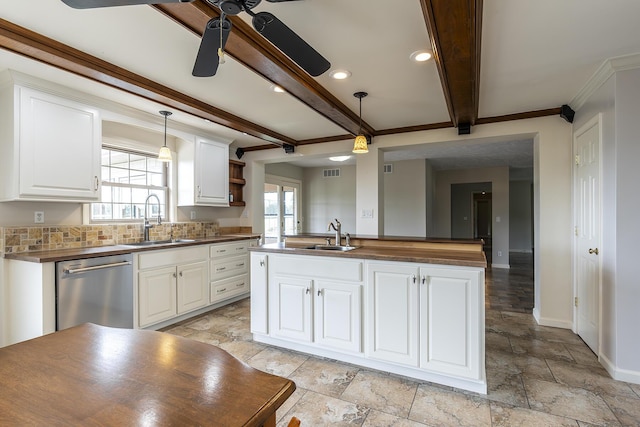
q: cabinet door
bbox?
[177,261,208,315]
[19,87,100,200]
[250,253,268,334]
[419,267,483,379]
[195,138,228,206]
[138,267,177,327]
[366,263,419,366]
[315,280,361,353]
[269,275,313,342]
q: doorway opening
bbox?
[264,177,300,244]
[473,191,492,265]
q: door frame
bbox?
[265,174,302,242]
[572,113,603,354]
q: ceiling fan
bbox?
[60,0,331,78]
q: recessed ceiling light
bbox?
[410,50,433,62]
[270,84,285,93]
[329,69,352,80]
[329,156,351,162]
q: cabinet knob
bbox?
[588,248,599,255]
[306,288,310,294]
[412,275,417,284]
[421,276,426,285]
[317,289,322,296]
[179,271,183,277]
[259,260,265,267]
[172,272,177,278]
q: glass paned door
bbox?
[264,181,299,243]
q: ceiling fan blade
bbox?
[252,11,330,77]
[264,0,303,2]
[192,18,232,77]
[61,0,193,9]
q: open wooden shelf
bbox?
[229,160,246,206]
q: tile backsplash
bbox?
[2,222,220,254]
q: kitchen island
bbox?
[250,235,487,394]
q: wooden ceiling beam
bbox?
[0,17,295,145]
[420,0,482,128]
[153,1,374,137]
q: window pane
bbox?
[110,167,129,184]
[147,157,163,174]
[148,172,163,187]
[130,171,147,186]
[129,154,146,172]
[101,149,110,166]
[110,151,129,168]
[101,186,112,203]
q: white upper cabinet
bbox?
[0,83,101,202]
[177,137,229,207]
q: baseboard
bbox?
[600,353,640,385]
[509,249,533,254]
[491,263,510,269]
[532,308,573,329]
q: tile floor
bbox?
[163,258,639,426]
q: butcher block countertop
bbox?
[251,235,487,268]
[3,234,259,263]
[0,323,295,426]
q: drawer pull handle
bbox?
[218,287,227,293]
[217,267,226,271]
[236,282,245,288]
[236,263,245,267]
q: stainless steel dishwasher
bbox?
[56,254,134,331]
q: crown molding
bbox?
[571,53,640,111]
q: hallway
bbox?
[486,252,534,313]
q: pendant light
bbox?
[352,91,368,154]
[158,110,172,162]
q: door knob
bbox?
[588,248,599,255]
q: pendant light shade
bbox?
[158,110,172,162]
[352,91,369,154]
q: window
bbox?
[91,146,168,222]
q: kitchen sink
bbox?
[306,245,358,252]
[124,239,197,247]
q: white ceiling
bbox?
[1,0,640,169]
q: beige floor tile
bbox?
[524,378,621,426]
[485,319,535,338]
[409,384,492,426]
[564,343,601,367]
[628,383,640,398]
[485,369,529,407]
[277,390,369,426]
[288,357,359,398]
[509,337,575,362]
[276,387,306,424]
[362,409,427,427]
[341,370,418,418]
[601,393,640,427]
[490,402,580,426]
[486,348,555,382]
[248,347,309,377]
[181,329,230,346]
[486,331,513,353]
[546,359,637,399]
[500,311,540,326]
[216,339,267,362]
[529,327,586,345]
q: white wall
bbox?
[509,180,533,252]
[383,159,426,237]
[435,167,510,268]
[302,165,357,234]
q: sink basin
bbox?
[124,239,197,247]
[307,245,358,252]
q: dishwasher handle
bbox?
[64,261,132,275]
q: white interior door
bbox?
[574,115,601,354]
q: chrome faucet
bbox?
[143,194,162,241]
[327,218,341,246]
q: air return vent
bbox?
[383,164,393,174]
[323,168,341,178]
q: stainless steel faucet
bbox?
[327,218,341,246]
[143,194,162,241]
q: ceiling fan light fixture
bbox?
[329,69,351,80]
[158,110,173,163]
[352,91,369,154]
[410,50,433,62]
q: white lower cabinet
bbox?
[366,263,419,366]
[137,246,208,328]
[266,254,363,353]
[251,252,486,394]
[209,240,250,303]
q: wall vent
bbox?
[323,168,341,178]
[383,164,393,174]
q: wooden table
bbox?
[0,324,295,426]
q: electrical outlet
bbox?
[497,251,502,257]
[34,211,44,223]
[190,211,196,220]
[361,209,374,218]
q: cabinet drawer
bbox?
[210,254,248,281]
[138,246,208,270]
[210,274,249,303]
[271,254,363,282]
[210,241,249,258]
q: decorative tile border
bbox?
[1,222,220,254]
